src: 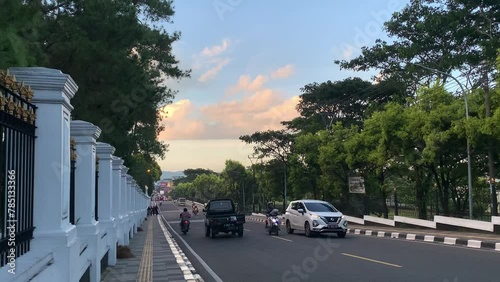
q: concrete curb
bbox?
[246,216,500,251]
[346,228,500,251]
[247,216,285,225]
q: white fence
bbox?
[0,67,149,282]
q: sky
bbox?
[157,0,410,172]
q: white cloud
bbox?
[270,64,295,79]
[194,39,232,82]
[201,39,229,57]
[198,58,231,82]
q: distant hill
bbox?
[160,171,185,180]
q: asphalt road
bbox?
[160,201,499,282]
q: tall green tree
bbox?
[336,0,500,216]
[0,0,45,68]
[37,0,190,188]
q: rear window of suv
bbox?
[209,200,233,212]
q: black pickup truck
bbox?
[204,199,245,238]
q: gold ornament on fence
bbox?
[0,69,36,121]
[14,100,23,119]
[7,96,15,115]
[0,91,6,111]
[22,106,29,122]
[70,138,77,161]
[18,81,34,102]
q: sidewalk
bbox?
[101,215,203,282]
[246,215,500,251]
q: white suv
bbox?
[284,200,348,238]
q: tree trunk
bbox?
[483,75,498,216]
[415,166,427,220]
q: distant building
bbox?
[158,178,175,195]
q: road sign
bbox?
[349,177,365,194]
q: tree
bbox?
[192,173,224,202]
[36,0,190,189]
[240,129,294,211]
[0,0,45,69]
[221,160,247,211]
[317,125,359,214]
[289,133,322,199]
[282,78,407,133]
[336,0,500,216]
[174,168,217,186]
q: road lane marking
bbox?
[271,236,292,242]
[157,217,203,281]
[341,253,402,268]
[168,219,205,224]
[244,229,252,231]
[161,214,223,282]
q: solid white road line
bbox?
[271,236,293,242]
[157,216,203,281]
[342,253,402,268]
[161,214,224,282]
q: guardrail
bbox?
[343,213,499,234]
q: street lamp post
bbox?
[415,64,473,219]
[248,155,257,213]
[283,160,287,213]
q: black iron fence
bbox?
[95,156,99,221]
[70,139,76,225]
[0,70,37,267]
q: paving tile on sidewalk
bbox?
[102,222,148,282]
[102,215,190,282]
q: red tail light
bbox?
[184,221,188,224]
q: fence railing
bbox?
[70,138,77,225]
[0,70,37,267]
[95,156,99,221]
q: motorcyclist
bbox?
[179,208,191,228]
[265,203,276,228]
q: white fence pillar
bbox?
[70,120,104,282]
[71,120,101,225]
[111,157,124,245]
[96,142,117,266]
[126,175,134,238]
[131,181,138,234]
[7,67,79,282]
[120,169,130,245]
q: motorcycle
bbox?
[265,210,280,235]
[180,219,190,235]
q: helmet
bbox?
[183,208,188,212]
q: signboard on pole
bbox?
[349,177,365,194]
